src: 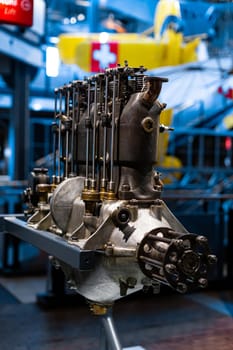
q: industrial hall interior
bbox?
[1,0,233,349]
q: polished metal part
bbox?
[100,309,122,350]
[21,63,216,309]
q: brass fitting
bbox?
[88,302,112,315]
[36,184,51,203]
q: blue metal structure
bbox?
[0,0,232,182]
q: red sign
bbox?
[0,0,33,27]
[91,42,118,72]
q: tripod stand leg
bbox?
[100,308,122,350]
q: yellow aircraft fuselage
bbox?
[58,32,199,72]
[57,0,200,73]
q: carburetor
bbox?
[24,63,216,311]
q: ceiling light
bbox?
[77,13,85,21]
[70,17,77,24]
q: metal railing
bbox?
[158,127,233,189]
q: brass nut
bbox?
[36,184,51,193]
[81,190,100,202]
[89,303,111,315]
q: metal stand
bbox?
[1,216,146,350]
[100,308,122,350]
[99,309,146,350]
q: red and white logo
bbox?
[20,0,32,11]
[91,42,118,72]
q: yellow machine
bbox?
[57,0,200,73]
[158,108,182,183]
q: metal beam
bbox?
[2,216,95,271]
[0,29,43,67]
[9,60,31,180]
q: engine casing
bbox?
[24,64,216,307]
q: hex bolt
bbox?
[173,239,185,249]
[183,239,191,249]
[104,242,114,256]
[141,277,152,289]
[119,278,128,296]
[207,254,217,264]
[126,277,137,288]
[121,184,130,191]
[177,282,188,293]
[165,264,177,274]
[196,235,208,245]
[198,278,208,288]
[169,251,178,263]
[152,281,160,294]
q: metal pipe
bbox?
[53,89,58,175]
[65,129,69,179]
[85,80,91,185]
[110,74,117,185]
[139,255,163,267]
[102,74,109,184]
[100,309,122,350]
[92,78,98,183]
[198,134,204,169]
[70,83,76,175]
[57,88,63,179]
[148,233,171,244]
[65,86,70,179]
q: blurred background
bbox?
[1,1,233,349]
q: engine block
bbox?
[23,63,216,309]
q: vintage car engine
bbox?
[23,63,216,311]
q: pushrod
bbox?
[85,80,91,183]
[57,88,63,178]
[102,74,109,183]
[110,74,116,184]
[65,86,70,179]
[92,78,98,182]
[70,84,76,174]
[53,89,58,175]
